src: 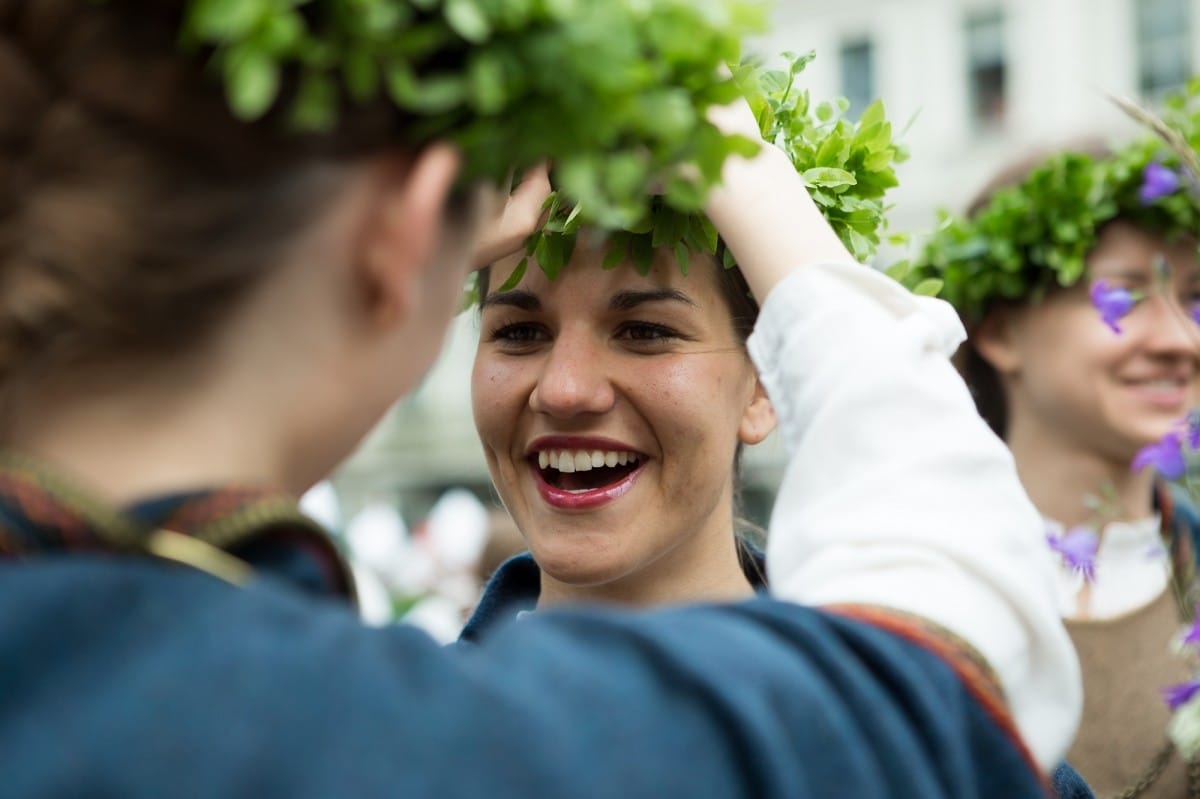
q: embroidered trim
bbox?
[825,603,1046,792]
[0,450,356,602]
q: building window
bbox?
[840,38,875,118]
[1136,0,1193,99]
[965,10,1007,130]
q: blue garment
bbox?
[0,474,1051,797]
[466,553,1094,799]
[462,548,767,643]
[1052,762,1095,799]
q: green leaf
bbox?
[468,53,508,114]
[911,278,943,297]
[630,234,654,275]
[690,216,719,254]
[343,48,380,102]
[290,70,338,131]
[224,46,281,120]
[497,257,529,291]
[673,241,691,275]
[386,63,467,113]
[884,260,912,281]
[803,167,857,188]
[190,0,266,41]
[259,11,305,53]
[602,234,630,269]
[445,0,493,43]
[535,233,570,280]
[857,99,886,129]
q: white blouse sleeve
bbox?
[749,262,1080,772]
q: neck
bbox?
[1006,427,1157,528]
[8,367,302,505]
[536,530,757,609]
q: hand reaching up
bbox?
[472,164,553,269]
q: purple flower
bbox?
[1140,162,1182,204]
[1133,431,1187,479]
[1090,279,1139,333]
[1190,302,1200,328]
[1163,679,1200,711]
[1183,613,1200,648]
[1187,412,1200,450]
[1046,526,1098,582]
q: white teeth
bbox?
[534,448,641,473]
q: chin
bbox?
[535,546,634,589]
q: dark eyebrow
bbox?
[480,290,540,312]
[609,288,697,311]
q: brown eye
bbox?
[489,323,548,347]
[617,322,678,342]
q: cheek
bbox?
[640,358,748,448]
[470,357,521,438]
[1025,313,1124,372]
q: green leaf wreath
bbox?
[183,0,769,229]
[900,78,1200,325]
[496,51,910,294]
[182,2,908,292]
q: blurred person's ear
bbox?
[738,379,777,445]
[357,144,463,328]
[973,308,1024,376]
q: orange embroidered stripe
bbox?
[825,603,1050,796]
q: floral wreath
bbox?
[898,79,1200,325]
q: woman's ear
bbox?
[973,308,1022,375]
[356,144,462,328]
[738,378,777,445]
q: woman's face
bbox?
[993,221,1200,463]
[471,243,773,591]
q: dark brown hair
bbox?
[0,1,431,433]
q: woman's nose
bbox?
[528,330,616,417]
[1139,294,1200,357]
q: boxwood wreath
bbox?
[899,78,1200,324]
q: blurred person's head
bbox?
[915,140,1200,471]
[0,1,491,495]
[471,240,774,607]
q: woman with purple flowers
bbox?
[907,85,1200,797]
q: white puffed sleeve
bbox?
[750,262,1080,771]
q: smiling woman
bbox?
[466,240,773,611]
[908,90,1200,794]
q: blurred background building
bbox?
[321,0,1199,624]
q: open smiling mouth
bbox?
[534,449,642,493]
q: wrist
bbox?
[706,144,854,302]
